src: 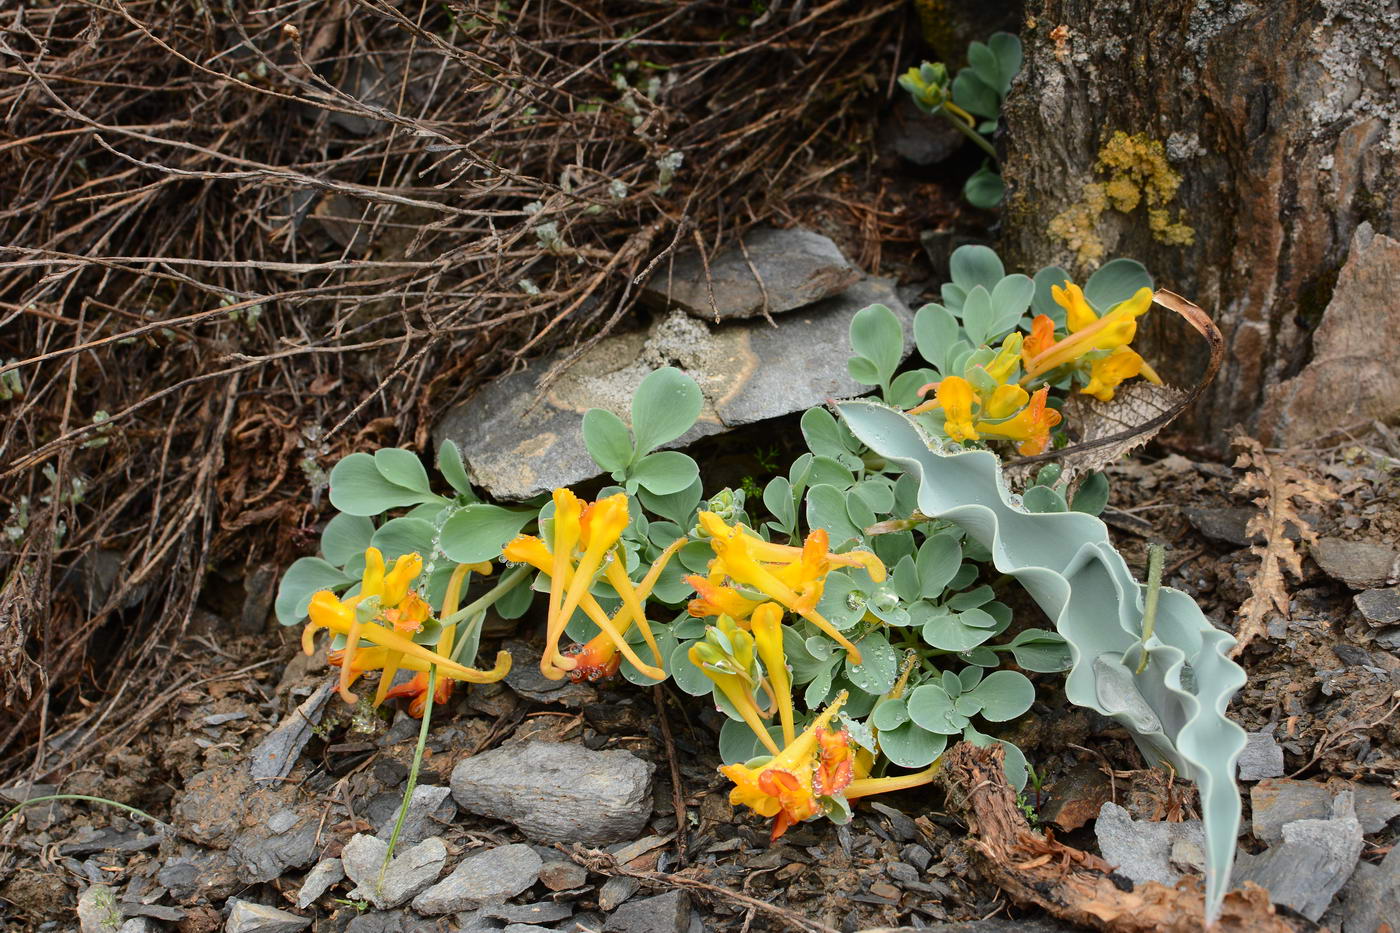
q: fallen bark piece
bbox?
[450,741,654,845]
[935,742,1291,932]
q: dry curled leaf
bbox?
[1230,436,1337,656]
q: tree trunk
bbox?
[1000,0,1400,448]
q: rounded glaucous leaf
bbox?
[806,484,863,548]
[669,640,712,696]
[949,245,1005,296]
[800,407,862,469]
[620,625,679,687]
[941,281,968,313]
[1071,472,1110,516]
[970,669,1036,722]
[1083,258,1153,313]
[847,355,883,387]
[874,530,916,571]
[988,33,1023,92]
[321,513,375,567]
[876,721,948,769]
[907,683,968,735]
[762,476,796,532]
[892,555,921,605]
[918,605,998,652]
[630,367,703,455]
[650,558,694,605]
[1033,462,1064,487]
[813,570,867,631]
[807,456,856,492]
[329,452,445,517]
[719,717,783,765]
[849,303,905,386]
[804,663,837,708]
[374,448,433,494]
[436,440,477,499]
[871,696,910,731]
[893,472,920,517]
[1022,484,1068,513]
[275,557,354,625]
[959,284,996,348]
[963,165,1005,211]
[1007,629,1073,673]
[967,41,1002,96]
[440,504,534,563]
[889,368,939,409]
[852,477,895,515]
[916,533,962,598]
[989,274,1034,336]
[952,68,1000,118]
[782,626,829,683]
[639,478,703,529]
[960,645,999,668]
[864,584,911,627]
[844,487,877,534]
[947,584,995,611]
[631,450,700,496]
[582,408,635,475]
[494,575,536,619]
[371,516,437,561]
[914,303,959,374]
[946,562,979,590]
[1031,265,1073,328]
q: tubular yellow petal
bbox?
[361,547,386,602]
[692,645,782,757]
[544,489,584,677]
[381,553,423,606]
[772,691,848,772]
[338,617,364,704]
[751,602,794,746]
[603,556,664,672]
[1051,281,1098,333]
[373,650,406,706]
[845,762,941,799]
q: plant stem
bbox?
[439,564,529,628]
[448,611,487,666]
[938,109,998,160]
[1,794,169,829]
[381,665,436,878]
[1134,544,1166,674]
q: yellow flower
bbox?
[304,587,510,704]
[504,490,677,683]
[750,602,794,746]
[720,693,847,840]
[1081,346,1160,401]
[700,519,866,663]
[983,333,1024,383]
[1023,287,1153,379]
[933,376,979,443]
[982,383,1029,420]
[1051,280,1099,333]
[976,386,1062,456]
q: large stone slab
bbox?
[1261,225,1400,444]
[642,227,859,321]
[435,279,913,501]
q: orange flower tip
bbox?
[562,643,623,683]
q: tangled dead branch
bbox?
[0,0,904,778]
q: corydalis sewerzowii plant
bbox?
[898,32,1021,208]
[836,398,1247,922]
[846,245,1161,459]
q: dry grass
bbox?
[0,0,904,779]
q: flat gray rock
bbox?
[605,890,690,933]
[481,901,573,924]
[450,741,654,845]
[224,899,311,933]
[1251,779,1400,844]
[1312,538,1400,589]
[374,785,455,847]
[1093,802,1204,888]
[882,97,966,167]
[250,680,335,783]
[502,640,597,708]
[296,858,345,909]
[1356,587,1400,625]
[1237,731,1286,781]
[411,843,543,915]
[78,886,122,933]
[598,876,639,911]
[538,859,589,891]
[860,923,1076,933]
[1237,792,1363,921]
[342,835,447,910]
[345,910,441,933]
[1325,843,1400,932]
[434,279,913,501]
[159,846,242,903]
[643,227,859,321]
[230,810,321,883]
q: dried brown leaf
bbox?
[1230,436,1338,656]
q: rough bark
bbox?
[1000,0,1400,448]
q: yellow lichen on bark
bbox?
[1049,131,1196,268]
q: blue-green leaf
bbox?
[440,504,534,563]
[876,721,947,768]
[631,450,700,496]
[437,440,476,499]
[949,245,1004,295]
[849,304,904,385]
[970,670,1035,722]
[375,448,433,494]
[275,557,353,625]
[1084,258,1153,312]
[631,367,703,455]
[321,513,375,567]
[329,452,445,516]
[582,409,635,474]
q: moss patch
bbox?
[1049,132,1196,267]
